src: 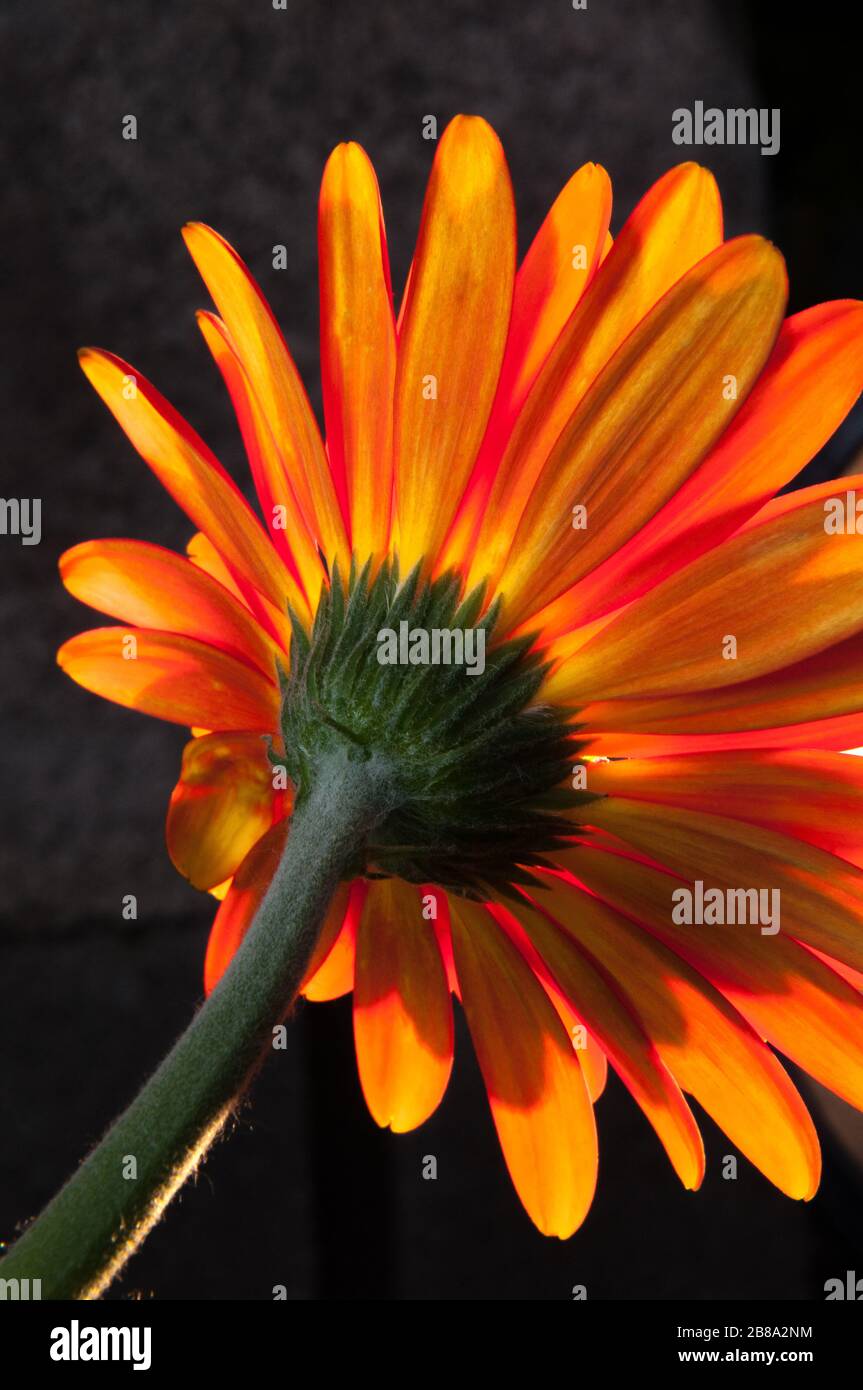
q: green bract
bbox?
[276,558,596,899]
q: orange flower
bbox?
[58,116,863,1238]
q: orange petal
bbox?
[353,878,453,1131]
[577,629,863,755]
[449,897,597,1238]
[582,796,863,975]
[482,903,606,1100]
[741,468,863,530]
[78,348,296,619]
[166,732,284,890]
[186,531,246,603]
[807,945,863,994]
[60,538,281,678]
[58,626,278,731]
[502,163,612,420]
[204,820,355,998]
[319,142,397,562]
[584,718,863,759]
[586,749,863,862]
[421,885,459,997]
[536,871,819,1199]
[548,483,863,705]
[182,223,349,570]
[578,1033,608,1103]
[301,880,363,1002]
[196,310,322,611]
[438,163,612,571]
[394,116,515,572]
[504,898,704,1189]
[567,840,863,1113]
[183,527,297,654]
[536,300,863,638]
[500,236,786,628]
[466,162,723,593]
[204,820,287,994]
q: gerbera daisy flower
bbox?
[57,115,863,1240]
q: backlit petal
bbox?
[60,538,281,677]
[547,483,863,704]
[466,163,723,592]
[502,163,613,419]
[438,162,611,570]
[504,898,704,1188]
[204,820,287,994]
[186,531,246,602]
[319,142,397,562]
[58,626,278,731]
[204,825,353,999]
[586,750,863,862]
[450,897,597,1238]
[581,797,863,975]
[353,878,453,1131]
[196,310,322,611]
[533,300,863,638]
[577,630,863,755]
[167,732,283,890]
[301,880,362,1002]
[567,841,863,1113]
[500,236,786,627]
[182,222,349,568]
[78,348,296,619]
[394,116,515,572]
[537,871,820,1199]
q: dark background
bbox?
[1,0,862,1299]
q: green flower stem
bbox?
[0,744,394,1300]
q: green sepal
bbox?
[278,558,593,899]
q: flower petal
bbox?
[319,142,397,563]
[478,903,607,1100]
[78,348,297,619]
[353,878,453,1131]
[438,163,612,571]
[186,531,246,602]
[584,718,863,759]
[204,820,287,994]
[466,162,723,593]
[407,886,462,998]
[586,750,863,862]
[578,1033,608,1103]
[203,822,353,998]
[583,796,863,975]
[182,222,349,568]
[577,630,863,755]
[502,163,613,420]
[537,870,820,1199]
[567,840,863,1113]
[196,310,322,612]
[548,483,863,704]
[58,626,278,730]
[500,236,786,627]
[166,732,283,890]
[535,300,863,638]
[504,898,704,1189]
[505,239,789,631]
[394,115,515,572]
[301,880,362,1002]
[60,538,281,677]
[449,897,597,1238]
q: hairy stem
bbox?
[0,745,394,1299]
